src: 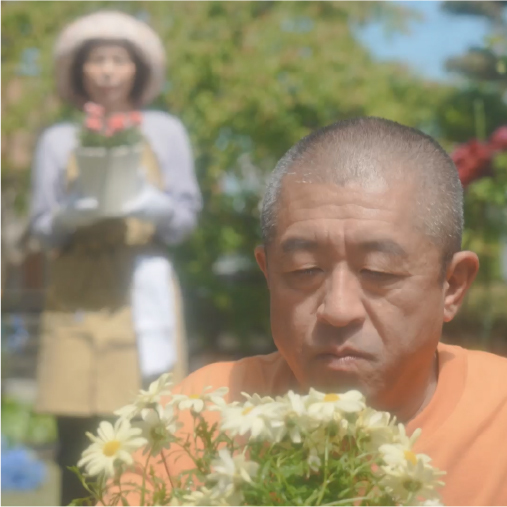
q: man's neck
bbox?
[392,351,440,424]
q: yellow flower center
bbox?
[103,440,121,457]
[189,394,201,399]
[242,406,253,416]
[324,394,340,402]
[404,450,417,465]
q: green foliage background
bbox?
[2,1,506,355]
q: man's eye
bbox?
[361,269,397,280]
[292,267,322,277]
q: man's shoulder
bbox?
[445,343,507,372]
[464,346,507,384]
[441,342,507,369]
[442,342,507,400]
[173,351,292,401]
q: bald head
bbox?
[261,117,463,267]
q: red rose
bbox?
[451,139,492,187]
[84,102,105,117]
[489,126,507,152]
[85,116,103,132]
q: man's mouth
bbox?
[314,346,372,371]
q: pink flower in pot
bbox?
[104,114,128,137]
[129,111,143,126]
[85,116,103,133]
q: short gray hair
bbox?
[260,117,463,266]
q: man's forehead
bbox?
[277,176,415,219]
[272,176,423,251]
[281,154,415,191]
[280,235,408,258]
[289,145,409,184]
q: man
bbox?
[116,117,507,506]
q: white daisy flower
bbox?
[78,419,147,477]
[171,386,229,414]
[140,404,183,455]
[307,389,366,421]
[379,425,425,470]
[393,423,422,448]
[270,391,315,443]
[421,499,443,506]
[379,427,446,505]
[115,372,174,421]
[380,457,445,504]
[240,392,276,405]
[183,486,228,506]
[220,399,284,440]
[379,443,432,470]
[355,408,398,450]
[208,449,259,496]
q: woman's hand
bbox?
[53,195,100,231]
[122,183,174,223]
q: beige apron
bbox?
[35,141,188,416]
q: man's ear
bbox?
[254,245,270,288]
[443,250,480,322]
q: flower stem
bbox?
[316,435,330,506]
[140,447,153,506]
[322,496,369,506]
[161,449,175,490]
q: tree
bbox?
[438,1,507,350]
[443,1,507,82]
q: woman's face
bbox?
[82,44,136,111]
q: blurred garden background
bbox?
[1,1,506,504]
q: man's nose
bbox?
[316,266,365,328]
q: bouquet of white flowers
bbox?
[71,374,445,506]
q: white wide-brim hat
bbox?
[54,10,166,107]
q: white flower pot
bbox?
[75,144,143,217]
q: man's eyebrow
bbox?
[280,237,319,254]
[358,240,408,257]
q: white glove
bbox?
[53,194,100,232]
[122,183,174,223]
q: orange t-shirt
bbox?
[115,343,507,506]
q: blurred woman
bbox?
[29,11,201,505]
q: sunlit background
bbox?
[2,2,506,504]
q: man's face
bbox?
[258,175,448,410]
